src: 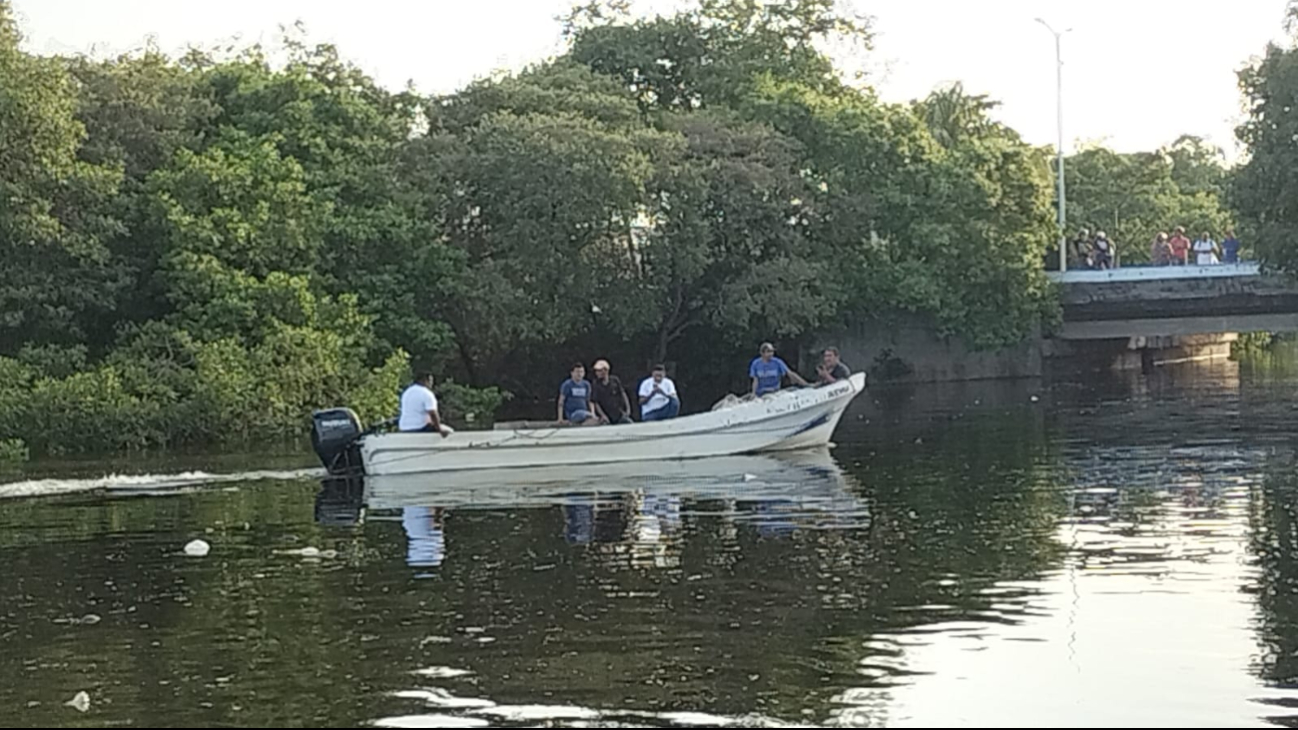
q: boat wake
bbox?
[0,467,323,500]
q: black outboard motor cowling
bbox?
[311,408,363,476]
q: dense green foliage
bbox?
[3,0,1257,457]
[1233,3,1298,273]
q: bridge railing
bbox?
[1047,262,1261,284]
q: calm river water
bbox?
[6,353,1298,727]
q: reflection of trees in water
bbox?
[1249,463,1298,689]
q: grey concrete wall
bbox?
[808,317,1042,384]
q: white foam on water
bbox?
[0,467,322,500]
[471,705,602,721]
[392,689,495,710]
[373,715,489,728]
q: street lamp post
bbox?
[1036,18,1070,273]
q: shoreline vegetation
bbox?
[3,0,1291,462]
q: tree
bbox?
[416,109,658,383]
[606,112,844,362]
[0,1,123,354]
[569,0,869,114]
[1234,29,1298,270]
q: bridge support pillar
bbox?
[1044,333,1237,373]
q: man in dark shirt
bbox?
[817,347,851,384]
[590,359,632,424]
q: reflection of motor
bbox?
[311,408,364,476]
[314,476,365,527]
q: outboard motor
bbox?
[311,408,363,476]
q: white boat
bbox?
[311,373,866,477]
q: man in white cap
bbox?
[590,359,632,424]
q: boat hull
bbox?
[359,373,865,476]
[360,448,860,510]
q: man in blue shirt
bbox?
[558,363,599,425]
[750,342,808,397]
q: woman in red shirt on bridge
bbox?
[1167,226,1192,265]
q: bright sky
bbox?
[10,0,1293,161]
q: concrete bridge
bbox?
[1049,263,1298,340]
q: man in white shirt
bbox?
[638,364,680,422]
[398,372,451,436]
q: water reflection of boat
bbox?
[360,448,864,517]
[314,449,869,572]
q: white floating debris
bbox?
[65,691,90,712]
[412,667,474,679]
[743,473,758,482]
[79,614,101,626]
[276,547,336,559]
[1031,395,1041,403]
[183,539,210,557]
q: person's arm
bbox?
[592,397,609,424]
[557,388,566,422]
[428,407,449,438]
[751,377,760,396]
[639,381,652,406]
[620,386,631,418]
[782,359,809,387]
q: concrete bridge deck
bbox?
[1049,263,1298,340]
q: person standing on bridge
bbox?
[1168,227,1192,266]
[1221,230,1241,264]
[1193,231,1219,266]
[1151,232,1173,266]
[1092,231,1116,270]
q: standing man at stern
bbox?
[750,342,808,397]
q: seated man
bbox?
[639,364,680,422]
[558,362,599,426]
[816,347,851,384]
[591,359,632,425]
[398,371,451,436]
